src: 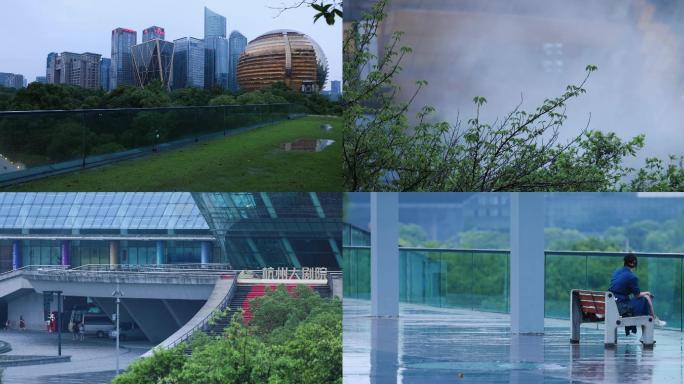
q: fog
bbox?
[378,0,684,164]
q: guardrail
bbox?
[71,263,235,272]
[1,265,339,283]
[345,245,684,259]
[0,265,70,281]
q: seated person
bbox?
[609,253,666,334]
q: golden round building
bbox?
[237,30,328,93]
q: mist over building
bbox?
[347,0,684,161]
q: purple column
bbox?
[11,240,21,271]
[60,240,70,267]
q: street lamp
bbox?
[112,283,124,375]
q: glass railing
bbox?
[344,246,684,330]
[343,246,509,313]
[0,103,306,183]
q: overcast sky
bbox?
[0,0,341,89]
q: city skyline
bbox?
[0,0,342,89]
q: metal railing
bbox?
[71,263,234,272]
[2,264,339,283]
[0,264,70,281]
[167,278,239,349]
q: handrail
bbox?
[71,263,235,272]
[168,277,238,349]
[0,103,294,116]
[1,265,339,283]
[0,265,70,281]
[344,246,684,259]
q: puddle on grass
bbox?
[0,153,25,174]
[282,139,335,152]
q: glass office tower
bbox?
[143,26,165,42]
[228,31,247,92]
[204,7,227,39]
[203,7,229,89]
[172,37,205,89]
[100,58,111,92]
[111,28,137,89]
[131,40,175,90]
[204,37,230,89]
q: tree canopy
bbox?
[113,285,341,384]
[0,81,340,114]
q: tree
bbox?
[271,1,343,25]
[343,0,684,192]
[112,346,186,384]
[626,156,684,191]
[171,87,212,106]
[113,285,341,384]
[399,224,428,247]
[209,94,237,106]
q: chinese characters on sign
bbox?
[261,267,328,280]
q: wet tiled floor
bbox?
[344,299,684,383]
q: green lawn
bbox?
[6,116,341,191]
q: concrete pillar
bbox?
[156,241,164,265]
[60,240,70,267]
[370,318,399,382]
[370,192,399,318]
[201,241,211,265]
[11,240,21,270]
[110,240,119,268]
[510,193,545,334]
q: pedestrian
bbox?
[79,321,85,341]
[72,320,79,340]
[19,316,25,331]
[2,319,8,330]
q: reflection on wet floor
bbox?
[344,299,684,383]
[281,138,335,152]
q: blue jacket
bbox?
[609,266,640,303]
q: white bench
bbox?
[569,289,654,348]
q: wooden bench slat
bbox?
[578,294,605,302]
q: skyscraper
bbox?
[0,73,25,89]
[100,58,111,92]
[143,26,165,43]
[204,7,227,39]
[228,31,247,92]
[172,37,205,89]
[331,80,341,100]
[46,52,58,84]
[35,76,47,84]
[132,40,175,90]
[111,28,137,89]
[204,37,229,89]
[203,8,229,89]
[47,52,102,89]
